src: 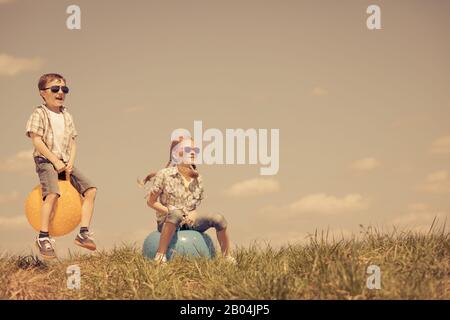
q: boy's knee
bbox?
[83,187,97,199]
[212,213,227,231]
[43,193,59,203]
[165,209,184,226]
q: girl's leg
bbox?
[217,228,231,256]
[157,222,177,254]
[191,211,232,256]
[156,209,184,255]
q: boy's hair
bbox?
[38,73,66,90]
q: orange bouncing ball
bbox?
[25,174,82,237]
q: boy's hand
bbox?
[54,160,66,173]
[66,161,74,174]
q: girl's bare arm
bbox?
[147,191,169,215]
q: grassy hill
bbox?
[1,226,448,300]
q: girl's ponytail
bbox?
[138,138,185,187]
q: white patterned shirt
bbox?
[25,104,78,162]
[146,166,205,221]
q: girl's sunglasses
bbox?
[44,86,70,94]
[184,147,200,154]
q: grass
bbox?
[0,225,448,300]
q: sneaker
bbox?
[224,255,237,265]
[35,236,56,260]
[74,231,97,251]
[154,252,167,264]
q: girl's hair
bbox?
[139,137,199,186]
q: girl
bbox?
[141,137,236,264]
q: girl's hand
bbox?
[182,216,194,226]
[183,210,197,226]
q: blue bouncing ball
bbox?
[143,230,216,260]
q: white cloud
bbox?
[225,178,280,197]
[0,149,34,174]
[0,191,19,205]
[418,170,450,194]
[350,157,381,172]
[0,54,43,76]
[430,135,450,155]
[311,87,328,96]
[288,193,369,215]
[0,215,27,229]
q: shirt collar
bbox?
[40,104,67,112]
[167,165,197,180]
[167,165,200,180]
[167,165,179,177]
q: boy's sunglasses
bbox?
[184,147,200,154]
[44,86,70,94]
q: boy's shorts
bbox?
[34,156,96,200]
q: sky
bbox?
[0,0,449,256]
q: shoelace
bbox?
[79,231,95,241]
[37,237,55,250]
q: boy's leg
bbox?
[80,187,96,228]
[40,194,58,232]
[35,159,60,259]
[69,167,97,251]
[69,166,96,227]
[36,161,61,231]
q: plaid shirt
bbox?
[146,166,205,221]
[25,104,78,163]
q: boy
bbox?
[25,73,97,259]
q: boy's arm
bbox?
[30,133,66,173]
[66,138,77,174]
